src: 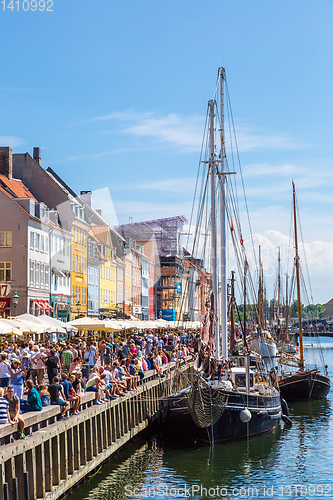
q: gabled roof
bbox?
[46,167,78,199]
[326,298,333,306]
[0,175,39,201]
[0,185,37,219]
[90,224,109,245]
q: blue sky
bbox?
[1,0,333,304]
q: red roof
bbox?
[0,185,34,218]
[0,175,38,201]
[90,224,109,244]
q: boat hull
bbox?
[278,370,330,401]
[162,390,281,445]
[249,338,278,360]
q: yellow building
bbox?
[90,225,117,317]
[124,250,133,316]
[70,219,89,319]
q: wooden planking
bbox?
[0,361,193,500]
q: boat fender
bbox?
[240,408,252,423]
[280,397,289,417]
[281,414,292,426]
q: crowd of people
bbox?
[0,330,195,439]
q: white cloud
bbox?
[125,177,196,193]
[0,136,25,147]
[113,199,189,223]
[73,109,304,154]
[233,123,304,152]
[244,163,304,178]
[245,230,333,304]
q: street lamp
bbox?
[12,290,19,317]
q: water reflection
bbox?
[73,440,163,500]
[72,339,333,500]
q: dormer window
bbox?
[29,198,35,216]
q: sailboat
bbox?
[162,68,283,445]
[248,246,278,363]
[278,182,330,400]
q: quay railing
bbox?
[0,359,193,500]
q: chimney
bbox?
[96,209,103,217]
[0,147,13,180]
[80,190,92,207]
[33,147,41,166]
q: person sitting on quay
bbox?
[60,372,81,415]
[39,384,51,407]
[20,380,43,412]
[85,367,104,405]
[5,385,25,439]
[98,367,117,400]
[158,348,168,365]
[73,371,86,394]
[152,352,164,377]
[111,362,127,395]
[104,365,126,397]
[120,359,138,391]
[69,374,83,403]
[0,387,14,427]
[98,373,114,402]
[48,376,70,420]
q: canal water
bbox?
[71,337,333,500]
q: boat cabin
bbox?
[230,367,255,390]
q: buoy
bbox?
[240,408,252,423]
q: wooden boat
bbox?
[278,182,330,400]
[162,67,283,445]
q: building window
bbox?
[41,264,45,287]
[35,233,40,251]
[0,231,12,247]
[30,232,34,249]
[35,263,40,286]
[29,260,35,285]
[45,266,49,288]
[0,262,11,282]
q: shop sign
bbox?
[0,298,10,312]
[0,283,11,297]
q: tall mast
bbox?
[277,246,281,327]
[230,270,236,353]
[219,67,227,358]
[243,260,248,350]
[258,245,263,333]
[209,99,220,359]
[285,273,289,342]
[293,181,304,370]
